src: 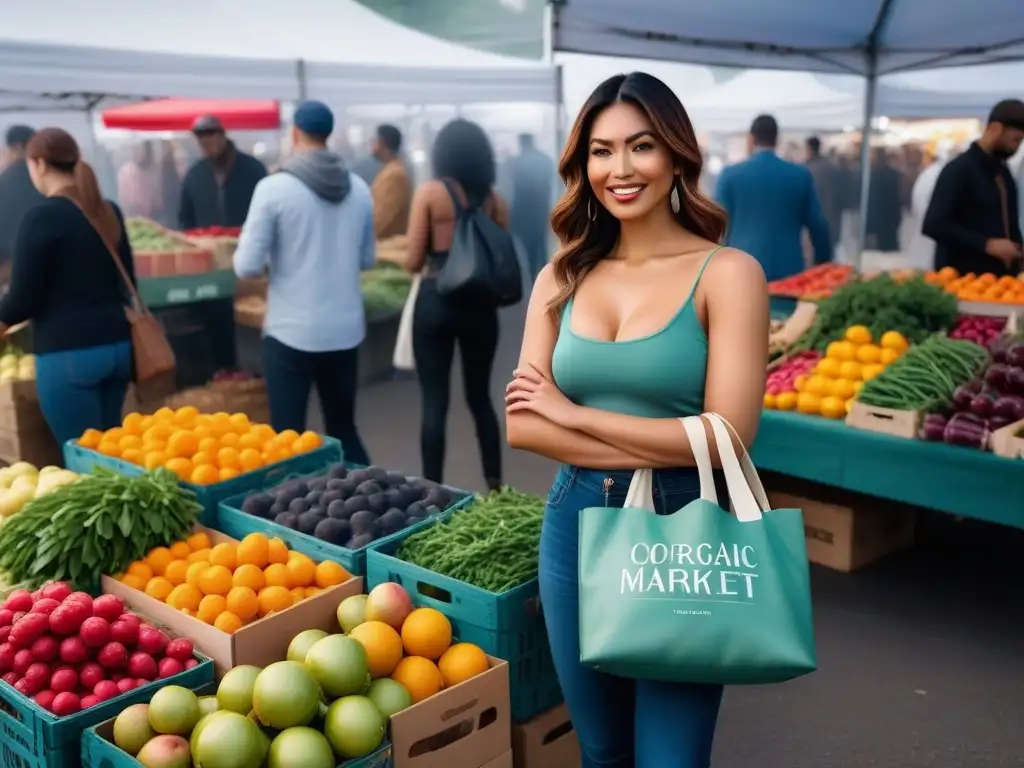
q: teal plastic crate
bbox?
[215,468,473,576]
[0,653,213,768]
[82,682,392,768]
[62,438,342,526]
[366,529,561,723]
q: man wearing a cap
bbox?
[234,100,373,466]
[924,99,1024,276]
[179,115,267,231]
[0,126,45,288]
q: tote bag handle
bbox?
[623,412,770,523]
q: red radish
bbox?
[0,643,14,674]
[110,673,125,683]
[137,626,168,656]
[97,642,128,670]
[91,595,124,622]
[51,600,90,635]
[79,617,110,648]
[78,662,104,690]
[49,667,77,693]
[0,626,11,644]
[41,583,73,602]
[14,678,34,696]
[23,663,50,691]
[164,638,194,662]
[30,636,58,663]
[183,659,199,670]
[3,590,33,613]
[157,657,183,679]
[30,599,60,616]
[109,619,139,647]
[11,612,25,623]
[9,614,49,649]
[34,690,57,712]
[58,637,88,664]
[80,694,99,709]
[117,613,141,627]
[116,678,137,693]
[128,653,157,680]
[93,679,118,702]
[13,649,33,675]
[51,692,80,716]
[0,609,13,627]
[1,671,19,685]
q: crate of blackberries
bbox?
[215,463,473,574]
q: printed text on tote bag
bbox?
[622,542,759,601]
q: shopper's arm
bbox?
[922,163,988,254]
[802,170,833,264]
[403,184,432,274]
[505,266,659,469]
[0,208,50,327]
[233,181,275,279]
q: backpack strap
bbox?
[440,178,467,216]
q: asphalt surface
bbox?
[304,297,1024,768]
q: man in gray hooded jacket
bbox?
[234,100,373,465]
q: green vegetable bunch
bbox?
[397,487,544,593]
[362,264,412,315]
[796,274,958,352]
[0,468,202,591]
[857,335,989,411]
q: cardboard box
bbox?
[512,704,580,768]
[101,526,364,677]
[990,418,1024,459]
[768,489,915,572]
[391,656,511,768]
[0,423,62,466]
[482,752,514,768]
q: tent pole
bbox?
[855,65,877,270]
[546,2,565,154]
[296,59,307,102]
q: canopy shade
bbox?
[552,0,1024,76]
[101,99,281,131]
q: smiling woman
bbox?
[504,72,769,768]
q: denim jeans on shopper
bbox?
[35,341,132,447]
[539,464,724,768]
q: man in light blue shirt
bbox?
[234,100,373,465]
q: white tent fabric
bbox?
[0,0,554,108]
[553,0,1024,75]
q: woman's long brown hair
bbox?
[548,72,728,320]
[26,128,122,252]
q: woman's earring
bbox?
[587,197,597,221]
[670,183,681,214]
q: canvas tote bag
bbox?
[392,274,421,372]
[578,412,816,685]
[62,195,176,383]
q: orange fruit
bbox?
[401,608,453,660]
[304,587,322,599]
[216,447,241,470]
[438,643,490,688]
[315,561,349,589]
[144,423,174,443]
[237,533,270,569]
[164,560,189,586]
[219,467,241,481]
[197,594,227,624]
[257,586,293,617]
[166,583,203,613]
[188,548,212,564]
[122,412,144,433]
[290,587,307,605]
[228,413,250,432]
[97,441,121,457]
[126,561,154,582]
[214,611,244,635]
[118,434,143,451]
[226,587,260,622]
[186,561,209,587]
[191,450,217,467]
[79,428,103,449]
[120,574,146,591]
[390,657,444,704]
[153,406,175,422]
[169,541,191,559]
[237,432,261,451]
[174,405,200,427]
[120,449,143,465]
[167,431,199,459]
[349,621,404,678]
[267,538,289,565]
[186,531,212,551]
[252,423,276,441]
[208,543,237,570]
[219,432,240,449]
[191,464,220,486]
[263,563,291,589]
[238,448,262,473]
[144,577,174,602]
[286,555,316,588]
[197,437,220,454]
[104,427,126,443]
[198,565,234,596]
[145,547,174,577]
[143,452,168,471]
[192,425,214,441]
[262,448,286,465]
[232,563,266,592]
[165,458,194,481]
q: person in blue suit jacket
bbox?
[716,115,832,282]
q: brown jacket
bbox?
[371,159,412,239]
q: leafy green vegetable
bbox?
[361,264,412,315]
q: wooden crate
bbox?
[845,401,922,439]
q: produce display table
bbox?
[139,270,237,310]
[751,410,1024,528]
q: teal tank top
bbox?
[551,248,719,419]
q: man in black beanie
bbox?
[0,125,45,287]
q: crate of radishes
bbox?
[948,315,1008,348]
[0,583,212,768]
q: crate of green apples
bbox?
[127,218,214,279]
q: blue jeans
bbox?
[539,465,724,768]
[35,342,132,447]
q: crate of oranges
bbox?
[63,406,342,525]
[102,528,363,677]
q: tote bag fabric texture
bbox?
[392,274,421,371]
[578,413,816,685]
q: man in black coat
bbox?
[0,125,45,289]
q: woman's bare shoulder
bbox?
[704,247,767,291]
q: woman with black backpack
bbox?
[402,119,510,490]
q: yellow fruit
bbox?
[826,341,856,361]
[286,556,316,588]
[257,586,293,617]
[226,587,260,622]
[855,344,882,364]
[815,358,842,378]
[186,531,212,551]
[879,348,900,365]
[838,361,862,381]
[263,563,292,589]
[232,563,267,592]
[236,533,270,569]
[804,376,830,397]
[167,431,199,459]
[164,560,189,586]
[197,594,228,625]
[763,393,777,409]
[169,542,191,560]
[831,379,856,400]
[145,547,174,577]
[267,539,290,565]
[349,621,404,678]
[401,608,453,661]
[208,543,237,571]
[860,363,885,381]
[165,458,194,481]
[438,643,490,688]
[198,565,234,596]
[879,330,909,353]
[315,561,350,589]
[796,392,822,415]
[79,428,103,449]
[852,381,864,394]
[793,375,808,393]
[846,399,855,414]
[120,574,147,591]
[844,325,873,345]
[188,548,212,564]
[126,562,154,582]
[290,588,307,605]
[190,464,220,486]
[219,467,241,481]
[166,584,203,613]
[391,657,444,704]
[144,577,174,602]
[186,561,209,588]
[819,396,847,419]
[153,406,175,422]
[214,611,244,635]
[775,391,798,411]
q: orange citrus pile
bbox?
[926,267,1024,304]
[77,406,324,484]
[116,532,352,634]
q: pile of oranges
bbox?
[116,531,352,635]
[925,267,1024,304]
[77,407,324,484]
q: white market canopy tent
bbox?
[0,0,556,111]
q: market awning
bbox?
[101,99,280,131]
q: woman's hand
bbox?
[505,363,581,428]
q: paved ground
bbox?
[304,298,1024,767]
